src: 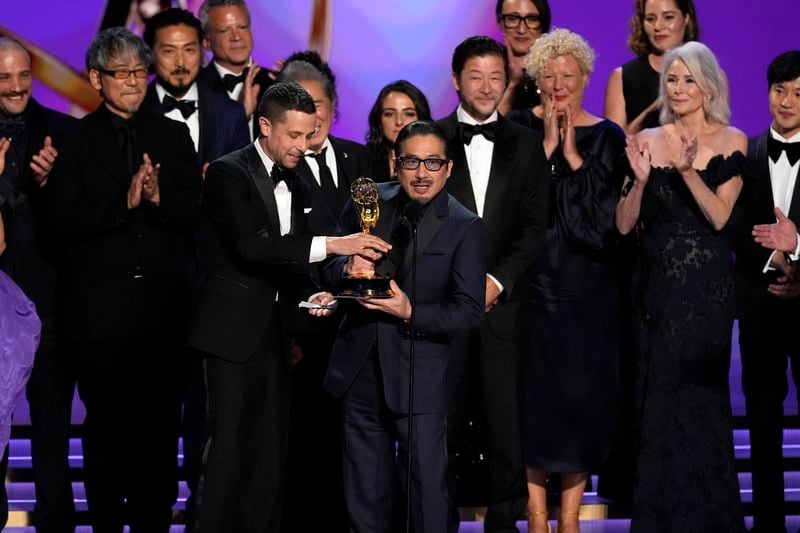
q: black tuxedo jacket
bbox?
[142,81,250,166]
[322,184,486,414]
[295,135,371,237]
[734,130,800,317]
[437,111,549,338]
[187,143,316,363]
[196,62,274,140]
[48,105,202,341]
[0,99,77,314]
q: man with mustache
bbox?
[142,8,249,172]
[47,27,202,532]
[0,37,78,533]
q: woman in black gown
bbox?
[616,41,747,532]
[508,29,626,533]
[604,0,700,134]
[365,80,430,182]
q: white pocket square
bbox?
[303,208,313,214]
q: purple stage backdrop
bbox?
[3,1,798,142]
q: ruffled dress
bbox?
[630,152,747,532]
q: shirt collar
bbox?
[305,137,333,156]
[213,59,253,80]
[254,138,276,177]
[456,104,498,126]
[770,126,800,144]
[155,81,199,103]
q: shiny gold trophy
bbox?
[337,177,394,299]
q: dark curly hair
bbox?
[627,0,699,57]
[366,80,431,159]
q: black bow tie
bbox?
[0,114,26,140]
[458,121,497,145]
[222,67,249,93]
[161,95,197,119]
[270,165,294,188]
[768,136,800,166]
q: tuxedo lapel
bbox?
[330,137,357,201]
[23,100,48,181]
[197,89,216,165]
[441,112,478,214]
[289,170,306,235]
[483,116,515,223]
[244,145,281,235]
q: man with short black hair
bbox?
[734,49,800,533]
[438,35,548,532]
[187,81,389,533]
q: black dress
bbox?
[631,153,746,532]
[508,110,626,471]
[621,56,661,130]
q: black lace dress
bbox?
[630,152,746,532]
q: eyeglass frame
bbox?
[499,13,542,30]
[95,68,149,80]
[395,156,449,172]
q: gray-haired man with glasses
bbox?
[47,27,202,533]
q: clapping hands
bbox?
[127,153,161,209]
[625,135,651,186]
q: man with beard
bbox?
[47,27,201,532]
[141,10,249,524]
[0,37,78,533]
[197,0,274,140]
[142,8,249,172]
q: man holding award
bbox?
[322,120,486,532]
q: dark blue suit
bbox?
[323,183,485,532]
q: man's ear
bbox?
[451,72,461,93]
[89,69,103,91]
[259,116,271,138]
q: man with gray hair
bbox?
[197,0,274,140]
[0,36,78,533]
[47,27,202,532]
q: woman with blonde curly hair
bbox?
[604,0,700,134]
[508,29,626,533]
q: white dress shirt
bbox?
[155,82,200,152]
[456,105,503,294]
[214,59,255,140]
[763,128,800,272]
[304,137,340,188]
[253,140,327,262]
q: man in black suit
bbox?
[275,55,372,532]
[322,120,485,532]
[197,0,274,140]
[734,50,800,533]
[0,37,77,533]
[437,36,549,532]
[47,28,202,533]
[186,82,389,533]
[142,8,249,171]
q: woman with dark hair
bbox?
[495,0,551,115]
[365,80,431,182]
[604,0,700,134]
[616,41,746,531]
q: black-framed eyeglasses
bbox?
[396,157,448,171]
[96,68,149,80]
[500,13,542,30]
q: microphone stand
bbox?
[405,218,418,533]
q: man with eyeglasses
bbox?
[0,37,78,533]
[495,0,551,115]
[438,35,548,532]
[321,120,485,532]
[47,27,202,532]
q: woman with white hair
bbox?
[616,41,747,531]
[508,29,626,533]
